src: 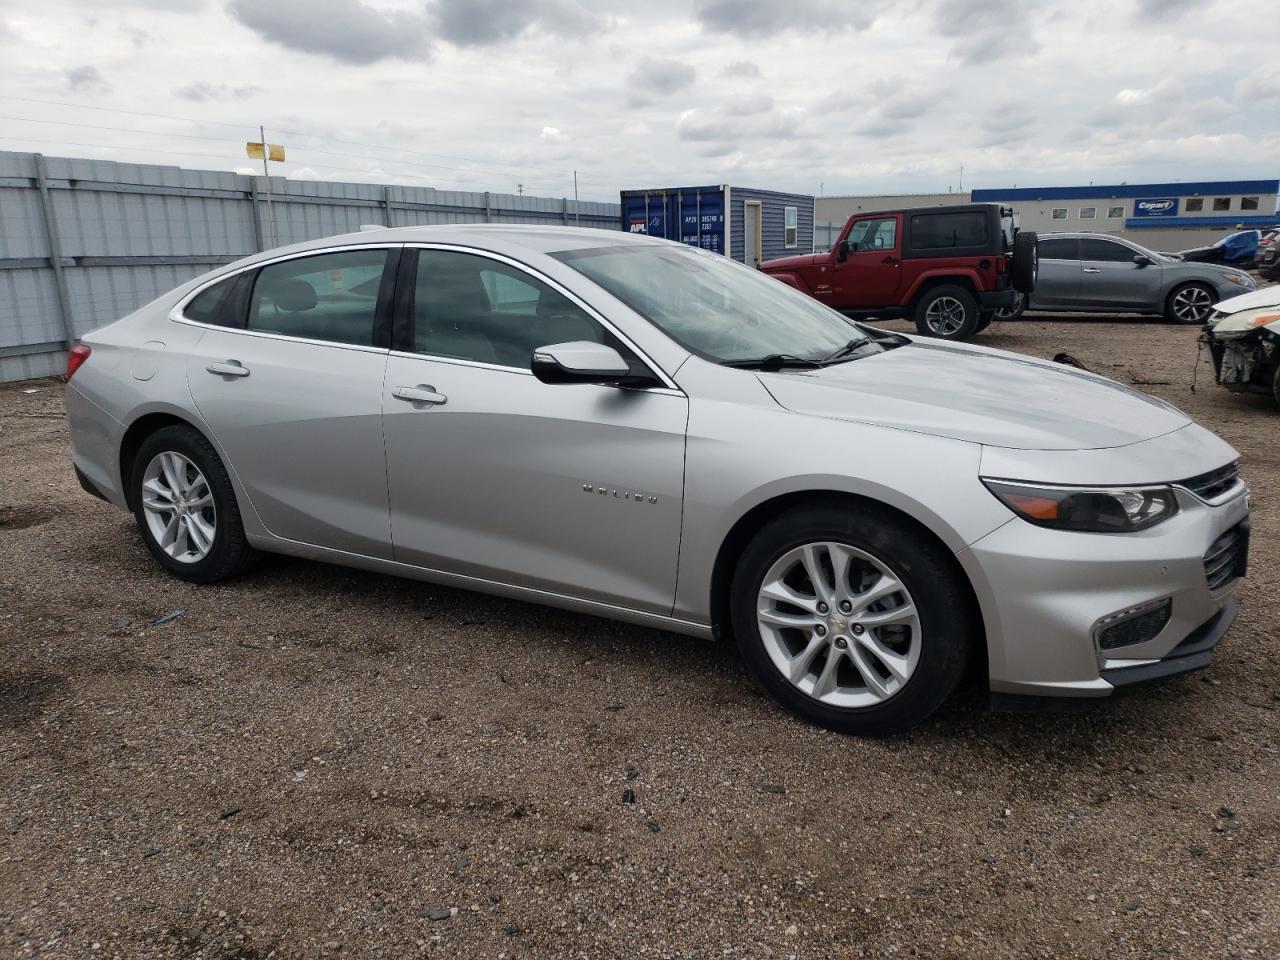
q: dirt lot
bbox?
[1,315,1277,960]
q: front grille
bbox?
[1180,462,1240,501]
[1203,522,1248,592]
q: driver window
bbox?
[847,218,897,252]
[412,249,610,368]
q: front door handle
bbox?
[881,256,898,265]
[1083,267,1102,274]
[206,360,250,377]
[393,385,447,405]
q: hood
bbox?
[759,252,822,272]
[759,340,1190,451]
[1212,286,1280,316]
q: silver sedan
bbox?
[998,232,1256,323]
[64,226,1250,734]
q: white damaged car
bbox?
[1203,287,1280,407]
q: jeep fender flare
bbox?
[902,269,984,306]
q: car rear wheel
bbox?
[1165,282,1216,324]
[131,425,258,583]
[914,285,979,340]
[995,292,1026,321]
[729,503,974,735]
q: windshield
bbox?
[553,244,873,364]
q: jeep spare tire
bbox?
[1011,231,1038,293]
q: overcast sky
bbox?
[0,0,1276,202]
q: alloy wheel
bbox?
[924,296,968,335]
[1172,286,1213,324]
[996,292,1024,319]
[140,451,217,563]
[756,541,921,709]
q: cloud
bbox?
[66,65,108,91]
[720,61,762,79]
[432,0,601,46]
[725,94,774,116]
[980,100,1037,145]
[228,0,431,63]
[1134,0,1201,17]
[676,108,735,143]
[539,125,570,143]
[694,0,883,37]
[175,82,262,101]
[627,56,696,97]
[932,0,1039,64]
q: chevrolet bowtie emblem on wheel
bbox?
[830,617,847,632]
[583,483,657,504]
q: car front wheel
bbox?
[729,502,974,735]
[1165,282,1216,324]
[131,425,258,583]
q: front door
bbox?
[825,215,902,308]
[186,246,398,558]
[1077,237,1159,309]
[382,247,689,614]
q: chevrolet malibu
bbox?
[64,226,1251,734]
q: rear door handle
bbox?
[1083,267,1102,274]
[393,385,447,405]
[206,360,250,377]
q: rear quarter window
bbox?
[909,211,989,250]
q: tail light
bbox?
[66,343,91,380]
[995,256,1007,273]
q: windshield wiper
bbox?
[721,354,823,371]
[819,337,873,363]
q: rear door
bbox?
[825,215,902,308]
[1078,237,1156,309]
[185,245,399,558]
[381,246,689,614]
[1029,236,1082,307]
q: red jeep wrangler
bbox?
[759,203,1038,341]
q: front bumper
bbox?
[960,482,1250,699]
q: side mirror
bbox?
[836,240,849,262]
[531,341,654,387]
[1133,254,1154,267]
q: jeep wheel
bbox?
[914,285,979,340]
[1011,231,1038,293]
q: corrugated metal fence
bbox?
[0,150,620,382]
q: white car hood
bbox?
[1214,287,1280,315]
[760,340,1190,451]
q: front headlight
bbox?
[1221,273,1253,287]
[982,479,1179,532]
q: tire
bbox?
[976,310,994,333]
[1011,231,1038,293]
[1164,282,1216,325]
[130,425,258,584]
[729,502,975,735]
[995,292,1027,321]
[913,284,979,340]
[1272,361,1280,409]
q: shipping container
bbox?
[620,185,815,267]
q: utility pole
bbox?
[958,164,964,192]
[573,170,579,225]
[517,183,524,196]
[246,128,286,247]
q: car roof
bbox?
[300,223,656,256]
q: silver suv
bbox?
[998,232,1255,323]
[63,225,1250,734]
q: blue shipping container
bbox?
[620,185,814,266]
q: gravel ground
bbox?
[1,315,1277,960]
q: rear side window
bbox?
[183,276,236,324]
[909,211,988,249]
[1079,238,1136,263]
[247,249,390,346]
[1038,237,1078,260]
